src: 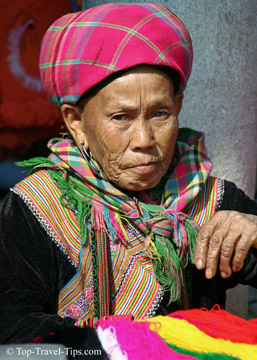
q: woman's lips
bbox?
[129,162,159,174]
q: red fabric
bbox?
[170,307,257,344]
[0,0,73,160]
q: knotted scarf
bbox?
[19,128,213,322]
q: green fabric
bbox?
[167,343,240,360]
[17,128,213,305]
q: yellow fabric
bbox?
[143,315,257,360]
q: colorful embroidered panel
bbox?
[13,170,81,267]
[185,176,223,226]
[13,170,163,320]
[13,169,223,323]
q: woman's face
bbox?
[68,66,183,191]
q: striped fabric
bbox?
[45,128,213,304]
[13,127,221,325]
[12,170,81,267]
[39,3,193,108]
[112,252,162,317]
[186,176,222,226]
[13,171,162,321]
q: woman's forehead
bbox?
[85,68,175,112]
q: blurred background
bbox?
[0,0,87,205]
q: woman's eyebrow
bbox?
[106,96,174,110]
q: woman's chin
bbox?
[112,173,163,192]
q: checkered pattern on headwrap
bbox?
[39,3,193,108]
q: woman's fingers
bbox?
[194,211,257,279]
[205,229,231,279]
[231,234,251,272]
[194,222,217,270]
[219,231,240,278]
[196,214,230,279]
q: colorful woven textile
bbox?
[95,310,257,360]
[13,170,162,323]
[14,128,219,324]
[170,307,257,344]
[39,3,193,108]
[45,127,213,305]
[145,314,257,360]
[96,315,197,360]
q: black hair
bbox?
[76,65,180,111]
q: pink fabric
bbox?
[96,315,197,360]
[39,3,193,108]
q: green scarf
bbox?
[18,128,212,307]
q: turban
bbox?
[39,3,193,108]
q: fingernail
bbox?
[206,268,213,279]
[221,271,228,278]
[196,259,204,269]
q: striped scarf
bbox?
[20,127,212,320]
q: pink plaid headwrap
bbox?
[39,3,193,108]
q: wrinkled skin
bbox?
[65,65,183,191]
[195,211,257,279]
[62,65,257,279]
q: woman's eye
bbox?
[154,111,167,118]
[113,114,128,121]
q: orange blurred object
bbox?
[0,0,74,160]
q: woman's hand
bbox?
[194,211,257,279]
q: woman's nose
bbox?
[130,120,155,152]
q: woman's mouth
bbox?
[129,162,160,174]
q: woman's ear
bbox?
[175,93,184,116]
[61,104,86,146]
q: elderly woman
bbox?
[0,2,257,354]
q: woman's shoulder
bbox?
[3,169,82,268]
[13,168,58,198]
[217,179,257,215]
[185,176,257,224]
